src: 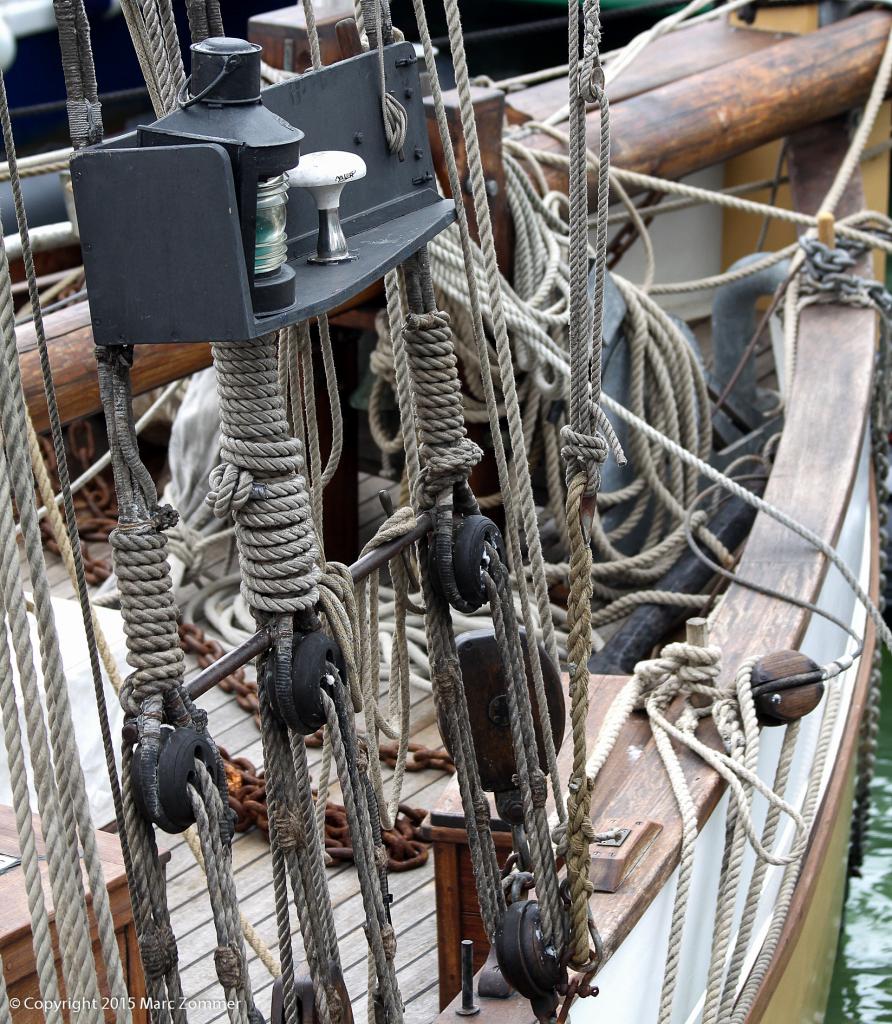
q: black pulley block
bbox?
[132,726,220,834]
[494,900,565,1022]
[266,629,345,735]
[429,514,506,613]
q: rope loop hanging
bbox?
[208,334,321,616]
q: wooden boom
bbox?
[507,10,892,186]
[17,302,213,433]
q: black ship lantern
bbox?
[72,36,455,345]
[145,37,304,317]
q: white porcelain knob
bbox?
[289,150,367,263]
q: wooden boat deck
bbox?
[20,327,784,1024]
[31,472,451,1024]
[166,681,451,1024]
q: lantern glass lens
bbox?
[255,174,289,276]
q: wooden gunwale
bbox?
[502,17,788,120]
[741,465,878,1022]
[431,115,879,1020]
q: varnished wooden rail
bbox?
[17,302,213,433]
[508,10,892,191]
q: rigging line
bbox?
[0,102,130,862]
[598,389,892,653]
[419,0,566,826]
[711,263,796,417]
[510,131,892,258]
[605,137,890,226]
[0,50,135,1024]
[610,167,892,254]
[755,139,788,253]
[683,478,864,670]
[538,0,755,127]
[15,286,87,325]
[30,379,180,528]
[604,140,892,224]
[0,175,115,1024]
[604,174,793,224]
[561,0,616,970]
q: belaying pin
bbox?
[456,939,480,1016]
[289,150,367,263]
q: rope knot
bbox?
[473,793,492,833]
[140,922,178,979]
[150,504,180,532]
[560,424,608,494]
[214,943,245,990]
[383,91,408,154]
[632,641,721,713]
[206,462,254,520]
[325,984,344,1024]
[381,923,398,960]
[404,309,451,334]
[528,767,548,809]
[664,641,721,689]
[273,808,305,853]
[431,659,460,703]
[356,736,371,774]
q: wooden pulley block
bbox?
[438,629,565,797]
[750,649,824,726]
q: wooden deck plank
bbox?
[162,687,437,873]
[173,770,448,951]
[205,881,440,1024]
[171,764,453,1020]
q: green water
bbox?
[826,656,892,1023]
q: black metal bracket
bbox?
[72,42,455,345]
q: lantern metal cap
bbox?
[190,36,263,105]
